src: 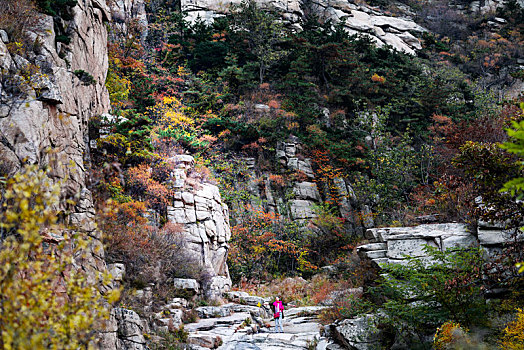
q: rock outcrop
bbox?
[329,314,381,350]
[183,295,329,350]
[109,0,148,42]
[0,1,138,348]
[167,154,233,299]
[181,0,426,54]
[243,136,364,237]
[358,222,524,267]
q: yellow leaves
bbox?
[371,73,386,84]
[433,321,468,350]
[500,308,524,350]
[162,95,182,107]
[0,165,116,349]
[19,198,29,211]
[151,95,195,129]
[164,108,194,126]
[177,65,190,77]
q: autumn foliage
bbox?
[0,166,117,349]
[228,205,313,281]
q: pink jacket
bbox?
[273,301,283,313]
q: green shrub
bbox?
[74,69,96,85]
[369,246,488,345]
[35,0,77,19]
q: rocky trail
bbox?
[185,292,333,350]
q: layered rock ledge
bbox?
[358,222,524,267]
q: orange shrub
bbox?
[433,321,468,350]
[371,73,386,83]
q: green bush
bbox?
[35,0,77,19]
[368,246,488,345]
[74,69,96,85]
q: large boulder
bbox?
[173,278,201,295]
[330,315,382,350]
[113,308,147,350]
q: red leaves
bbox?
[127,164,172,212]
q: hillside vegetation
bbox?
[0,0,524,348]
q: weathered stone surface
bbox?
[188,333,223,348]
[293,182,321,201]
[225,291,251,300]
[363,250,387,259]
[108,263,125,282]
[441,234,478,250]
[180,0,426,54]
[332,177,356,226]
[477,229,524,245]
[183,300,327,349]
[358,223,522,269]
[387,238,438,259]
[357,243,386,251]
[165,157,232,295]
[331,315,381,350]
[0,29,8,43]
[320,288,363,306]
[290,199,317,219]
[174,278,201,294]
[154,308,184,331]
[206,275,232,300]
[344,10,374,31]
[165,297,189,309]
[113,308,147,350]
[242,295,268,306]
[196,306,233,318]
[372,15,425,32]
[379,32,415,55]
[110,0,148,41]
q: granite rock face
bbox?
[167,155,232,299]
[243,137,364,237]
[358,222,524,267]
[0,1,110,186]
[330,315,381,350]
[0,2,129,348]
[181,0,426,54]
[110,0,148,42]
[113,308,148,350]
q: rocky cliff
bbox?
[182,0,425,54]
[0,1,141,348]
[167,154,232,299]
[0,0,111,288]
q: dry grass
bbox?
[0,0,40,49]
[234,274,352,306]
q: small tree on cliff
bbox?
[231,0,286,84]
[0,166,118,349]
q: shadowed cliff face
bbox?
[0,0,117,347]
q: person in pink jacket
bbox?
[273,296,284,333]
